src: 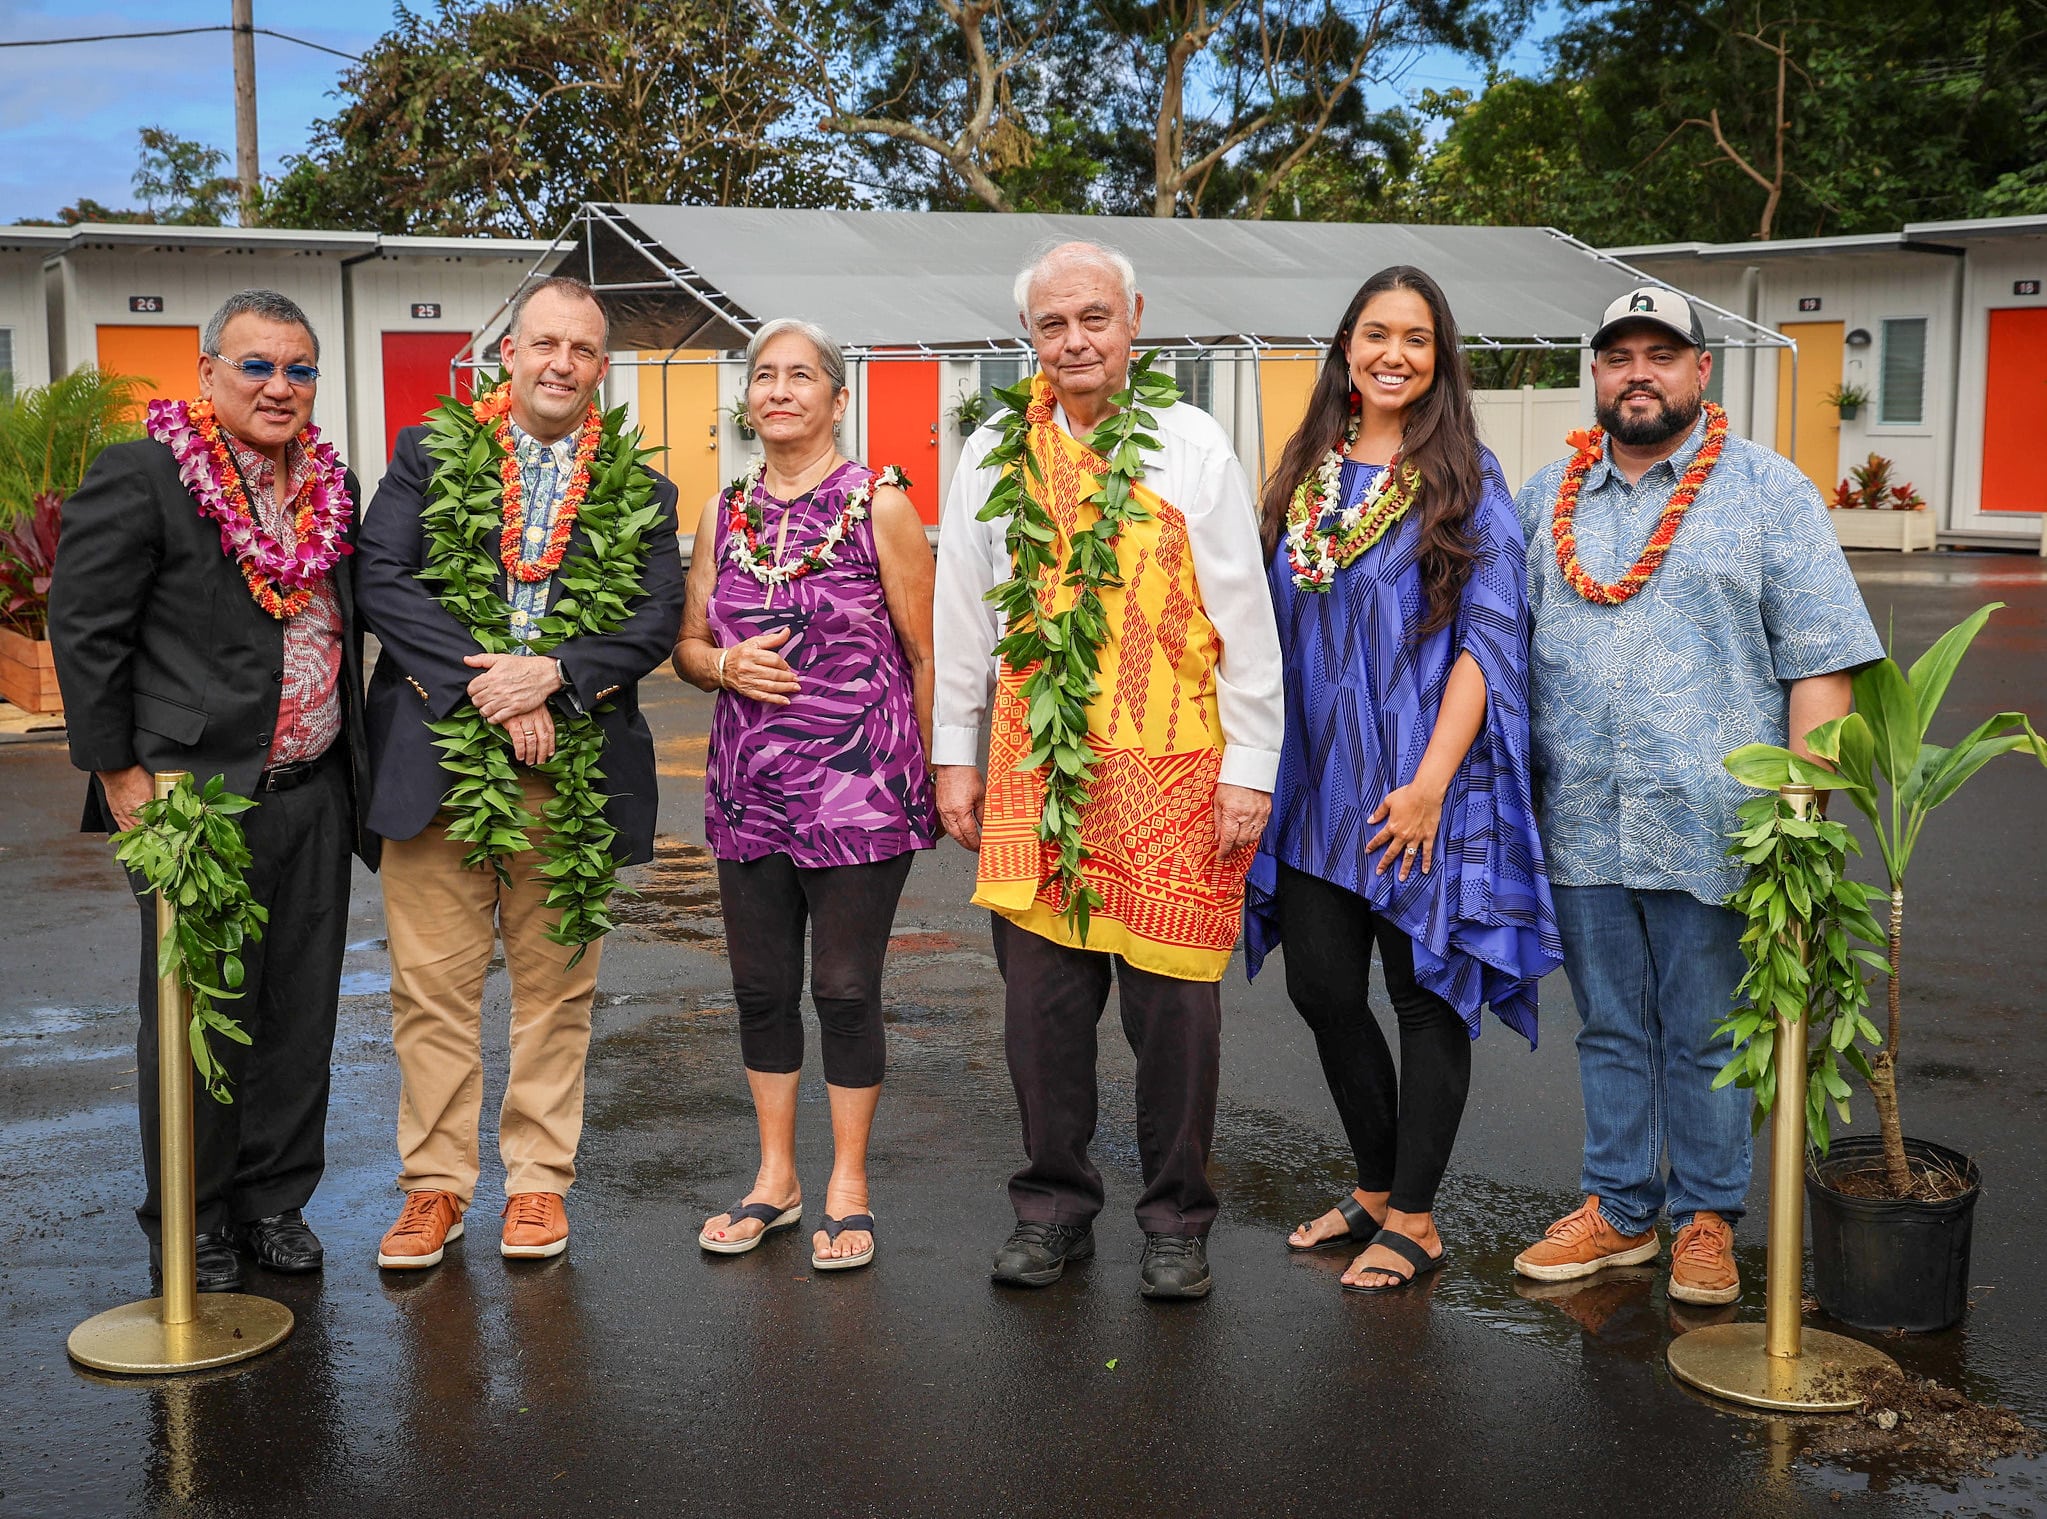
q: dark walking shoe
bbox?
[991,1221,1095,1287]
[233,1210,324,1273]
[1139,1233,1212,1300]
[150,1233,244,1294]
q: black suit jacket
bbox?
[356,426,685,865]
[47,437,378,866]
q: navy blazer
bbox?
[356,425,685,865]
[47,437,378,866]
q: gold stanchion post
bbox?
[1666,783,1896,1412]
[68,771,295,1375]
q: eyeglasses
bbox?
[209,354,321,386]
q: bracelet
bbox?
[716,648,729,689]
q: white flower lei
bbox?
[724,459,909,588]
[1279,410,1410,593]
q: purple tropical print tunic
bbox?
[706,460,937,867]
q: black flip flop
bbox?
[698,1198,801,1255]
[1288,1193,1384,1253]
[1342,1228,1447,1294]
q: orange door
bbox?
[865,360,940,523]
[95,325,202,417]
[1775,321,1844,493]
[1981,308,2047,513]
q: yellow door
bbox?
[96,325,202,419]
[637,351,721,521]
[1775,321,1844,492]
[1257,350,1323,494]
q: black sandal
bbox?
[1288,1194,1384,1254]
[1341,1228,1447,1294]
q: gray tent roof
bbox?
[558,204,1776,354]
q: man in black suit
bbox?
[49,288,373,1292]
[358,275,684,1270]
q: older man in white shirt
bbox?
[933,240,1283,1300]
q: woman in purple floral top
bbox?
[672,318,936,1272]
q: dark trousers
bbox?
[1274,863,1471,1215]
[133,751,352,1242]
[718,851,916,1090]
[992,914,1222,1237]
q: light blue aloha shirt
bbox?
[1514,414,1884,906]
[505,420,576,647]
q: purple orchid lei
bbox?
[145,397,354,617]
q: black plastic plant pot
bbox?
[1807,1135,1980,1333]
[1838,403,1861,420]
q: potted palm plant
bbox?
[0,369,143,714]
[1723,604,2047,1330]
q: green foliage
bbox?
[0,368,145,530]
[112,776,267,1105]
[417,379,663,959]
[976,352,1182,938]
[1714,790,1888,1152]
[266,0,850,235]
[132,128,243,227]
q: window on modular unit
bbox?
[0,327,12,393]
[1704,346,1725,405]
[980,357,1028,414]
[1879,318,1927,425]
[1174,354,1215,414]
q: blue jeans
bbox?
[1552,885,1752,1236]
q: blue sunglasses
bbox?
[210,354,321,386]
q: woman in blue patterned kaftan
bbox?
[1245,267,1562,1294]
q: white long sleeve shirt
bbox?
[932,397,1284,792]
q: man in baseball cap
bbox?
[1507,281,1883,1311]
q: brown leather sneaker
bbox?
[1668,1211,1741,1305]
[378,1189,465,1270]
[1512,1195,1660,1282]
[501,1192,569,1259]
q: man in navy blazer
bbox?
[356,275,684,1270]
[49,288,374,1293]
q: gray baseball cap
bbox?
[1592,287,1707,351]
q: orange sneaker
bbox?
[1512,1195,1660,1282]
[1668,1212,1741,1305]
[378,1189,465,1270]
[501,1192,569,1259]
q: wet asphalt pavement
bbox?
[2,552,2044,1518]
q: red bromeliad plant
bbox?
[0,490,61,636]
[1832,454,1927,511]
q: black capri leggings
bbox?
[717,850,916,1090]
[1274,861,1473,1215]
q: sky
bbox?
[0,0,1565,227]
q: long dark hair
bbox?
[1258,265,1481,636]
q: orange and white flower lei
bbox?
[1552,400,1727,605]
[471,381,602,583]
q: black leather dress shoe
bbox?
[1139,1232,1212,1300]
[991,1221,1095,1287]
[234,1210,324,1273]
[150,1233,244,1294]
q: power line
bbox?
[0,25,360,63]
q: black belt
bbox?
[258,748,337,793]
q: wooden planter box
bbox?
[0,627,63,715]
[1829,509,1937,553]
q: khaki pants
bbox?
[381,776,603,1205]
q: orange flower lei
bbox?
[472,382,603,583]
[1553,400,1728,605]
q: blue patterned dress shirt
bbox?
[1514,414,1884,906]
[505,420,576,647]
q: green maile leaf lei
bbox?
[974,349,1183,940]
[417,378,663,964]
[113,774,266,1105]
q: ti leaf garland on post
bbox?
[113,775,266,1105]
[975,350,1183,939]
[416,378,664,963]
[1713,782,1890,1153]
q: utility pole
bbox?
[232,0,259,224]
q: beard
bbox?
[1597,385,1702,446]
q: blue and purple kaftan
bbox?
[1244,450,1562,1043]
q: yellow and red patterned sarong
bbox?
[973,382,1250,982]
